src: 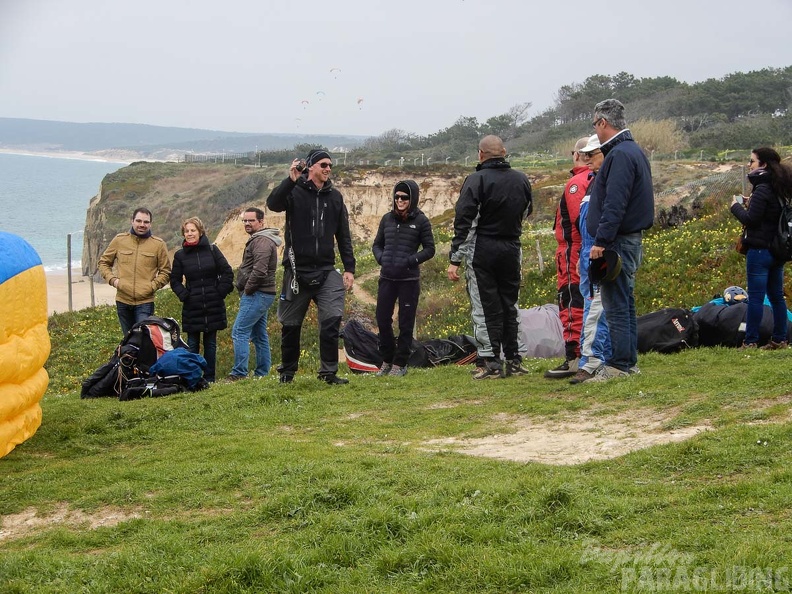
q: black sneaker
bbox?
[319,374,349,385]
[472,364,503,380]
[543,358,579,379]
[504,359,530,377]
[227,374,246,382]
[279,373,294,384]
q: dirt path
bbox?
[351,270,379,306]
[422,407,712,465]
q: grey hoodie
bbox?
[236,228,282,295]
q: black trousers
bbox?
[465,236,521,361]
[375,277,420,367]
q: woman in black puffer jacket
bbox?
[371,180,435,376]
[170,217,234,382]
[730,147,792,349]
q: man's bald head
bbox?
[573,136,590,166]
[478,135,507,160]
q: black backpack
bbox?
[769,197,792,262]
[81,316,189,398]
[693,302,792,347]
[637,308,699,353]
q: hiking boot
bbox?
[279,373,294,384]
[739,342,758,350]
[543,358,579,379]
[472,363,503,380]
[389,365,408,377]
[569,369,595,385]
[760,339,789,350]
[588,365,629,383]
[375,363,393,376]
[504,358,530,377]
[227,374,246,382]
[319,374,349,385]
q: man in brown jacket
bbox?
[228,207,282,380]
[98,207,171,335]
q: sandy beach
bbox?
[46,269,117,316]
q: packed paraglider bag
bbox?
[81,316,206,400]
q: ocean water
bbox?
[0,152,125,270]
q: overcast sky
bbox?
[1,0,790,138]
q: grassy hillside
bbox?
[5,255,792,592]
[3,161,792,592]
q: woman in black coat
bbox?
[372,180,435,376]
[170,217,234,382]
[730,147,792,349]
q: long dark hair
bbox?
[753,147,792,202]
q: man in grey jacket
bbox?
[228,207,282,380]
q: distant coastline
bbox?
[0,147,157,165]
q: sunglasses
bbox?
[316,162,332,169]
[592,117,603,128]
[242,219,258,223]
[395,194,410,201]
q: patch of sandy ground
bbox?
[423,408,711,465]
[0,503,142,542]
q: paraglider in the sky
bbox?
[330,67,341,79]
[295,118,302,128]
[301,99,310,110]
[357,97,364,110]
[316,90,325,101]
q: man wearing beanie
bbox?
[267,149,356,384]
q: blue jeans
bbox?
[231,291,276,377]
[745,248,787,344]
[187,330,217,382]
[599,233,643,372]
[116,301,154,335]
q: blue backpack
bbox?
[149,348,207,388]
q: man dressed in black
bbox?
[267,149,356,384]
[447,135,533,379]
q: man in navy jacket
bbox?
[586,99,654,381]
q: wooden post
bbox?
[536,239,544,274]
[67,233,73,312]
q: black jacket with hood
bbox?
[170,234,234,333]
[730,167,783,250]
[267,174,356,274]
[372,180,435,281]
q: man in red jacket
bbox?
[545,137,592,379]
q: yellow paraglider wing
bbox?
[0,232,50,458]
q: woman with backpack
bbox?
[730,147,792,349]
[170,217,234,382]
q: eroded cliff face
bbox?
[214,171,465,268]
[82,163,561,275]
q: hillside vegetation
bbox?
[3,184,792,592]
